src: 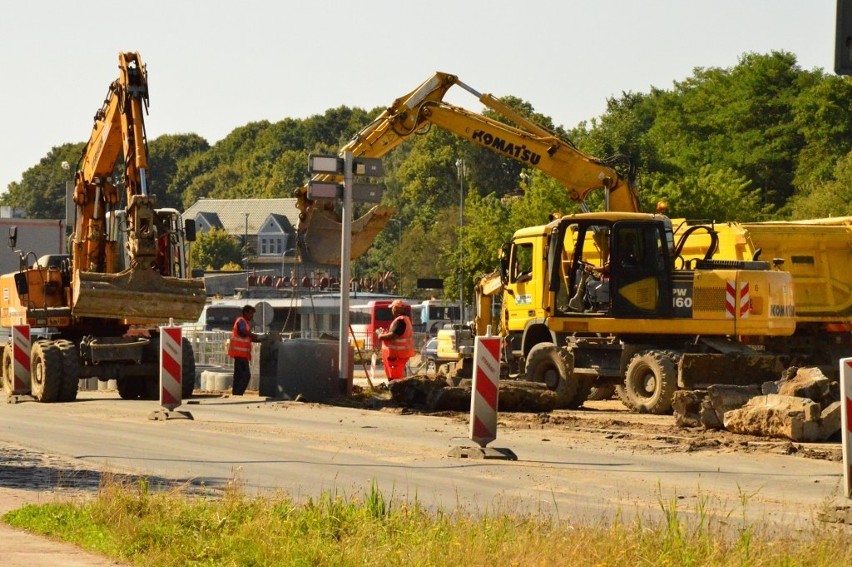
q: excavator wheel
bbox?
[565,372,594,409]
[30,341,63,403]
[117,378,145,400]
[2,344,14,397]
[524,342,577,404]
[614,384,637,411]
[54,340,80,402]
[623,350,678,414]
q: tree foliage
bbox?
[191,228,243,271]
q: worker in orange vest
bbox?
[376,299,415,381]
[228,305,262,395]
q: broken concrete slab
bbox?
[775,366,831,402]
[723,394,824,442]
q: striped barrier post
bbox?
[448,335,516,460]
[11,325,31,395]
[841,358,852,500]
[159,326,183,411]
[470,336,501,447]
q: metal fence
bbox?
[183,328,260,375]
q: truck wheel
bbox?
[525,342,577,403]
[54,340,80,402]
[623,350,677,414]
[31,341,62,403]
[182,338,196,399]
[2,344,14,397]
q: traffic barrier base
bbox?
[148,408,194,421]
[447,446,517,460]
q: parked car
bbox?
[421,337,438,369]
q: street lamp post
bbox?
[281,247,296,278]
[456,158,466,324]
[61,161,72,251]
[243,213,250,271]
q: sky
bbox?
[0,0,837,196]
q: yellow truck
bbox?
[673,217,851,375]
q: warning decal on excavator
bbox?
[672,282,693,317]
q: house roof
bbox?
[196,212,224,230]
[184,198,300,234]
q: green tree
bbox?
[788,151,852,218]
[2,143,85,218]
[148,134,210,209]
[191,228,243,271]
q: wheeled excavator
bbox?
[292,72,800,415]
[0,52,206,402]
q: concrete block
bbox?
[260,339,352,402]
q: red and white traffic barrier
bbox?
[159,326,183,411]
[841,357,852,500]
[11,325,31,395]
[469,336,501,447]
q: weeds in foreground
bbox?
[3,477,852,566]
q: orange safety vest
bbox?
[381,315,415,359]
[228,316,253,360]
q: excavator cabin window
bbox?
[510,243,534,283]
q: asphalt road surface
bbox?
[0,391,847,530]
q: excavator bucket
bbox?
[301,205,394,265]
[72,267,206,323]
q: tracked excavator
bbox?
[0,52,205,402]
[294,71,639,264]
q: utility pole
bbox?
[456,158,465,324]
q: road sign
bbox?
[351,183,383,203]
[353,157,383,177]
[308,181,342,200]
[308,154,342,174]
[417,278,444,289]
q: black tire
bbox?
[143,376,160,401]
[181,337,196,399]
[31,341,63,403]
[2,344,14,397]
[525,342,577,403]
[587,384,616,401]
[565,371,594,409]
[54,340,80,402]
[623,350,678,414]
[614,384,636,410]
[118,379,144,400]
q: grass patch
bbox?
[3,477,851,566]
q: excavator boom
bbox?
[71,52,204,322]
[296,72,638,264]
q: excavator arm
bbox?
[70,52,204,322]
[296,72,639,264]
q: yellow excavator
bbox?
[294,71,639,264]
[0,52,205,402]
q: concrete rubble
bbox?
[672,366,842,442]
